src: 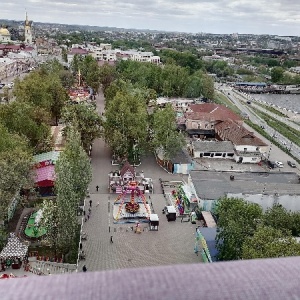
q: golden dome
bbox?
[0,28,10,36]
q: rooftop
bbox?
[191,170,300,200]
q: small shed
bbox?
[156,149,194,175]
[189,140,234,159]
[35,165,56,196]
[201,211,217,228]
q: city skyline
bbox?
[2,0,300,36]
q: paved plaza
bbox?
[77,90,201,272]
[78,193,201,272]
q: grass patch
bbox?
[245,119,300,164]
[252,108,300,148]
[255,102,286,117]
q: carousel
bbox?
[0,233,29,270]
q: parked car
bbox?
[287,161,296,168]
[275,161,284,168]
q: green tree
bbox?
[103,89,148,162]
[0,102,52,153]
[242,226,300,259]
[151,104,185,160]
[216,197,263,261]
[55,127,91,253]
[61,47,68,63]
[13,71,52,112]
[0,124,33,236]
[39,200,59,254]
[99,63,118,93]
[201,74,215,100]
[263,204,292,233]
[79,55,101,92]
[62,103,102,152]
[271,67,284,83]
[47,76,69,125]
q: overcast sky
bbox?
[2,0,300,36]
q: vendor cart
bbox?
[166,206,177,222]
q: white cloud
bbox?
[2,0,300,35]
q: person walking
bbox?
[79,242,82,250]
[110,235,113,243]
[82,265,87,272]
[89,199,92,207]
[96,185,99,192]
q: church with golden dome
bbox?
[0,26,11,43]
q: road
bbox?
[215,83,300,165]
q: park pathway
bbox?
[77,89,201,272]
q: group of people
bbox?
[81,186,102,272]
[0,258,22,272]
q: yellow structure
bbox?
[24,12,33,44]
[0,27,11,43]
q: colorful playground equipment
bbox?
[114,181,151,221]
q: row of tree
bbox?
[41,127,92,258]
[102,79,185,163]
[114,59,214,99]
[216,197,300,261]
[0,57,101,252]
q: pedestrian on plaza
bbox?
[87,214,90,220]
[82,265,87,272]
[96,201,100,207]
[110,235,113,243]
[88,207,91,214]
[79,242,82,250]
[83,210,86,216]
[96,185,99,192]
[89,199,92,207]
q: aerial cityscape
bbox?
[0,3,300,299]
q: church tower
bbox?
[24,12,33,44]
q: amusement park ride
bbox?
[110,162,153,223]
[113,181,151,221]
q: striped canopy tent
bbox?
[0,233,28,260]
[35,165,55,187]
